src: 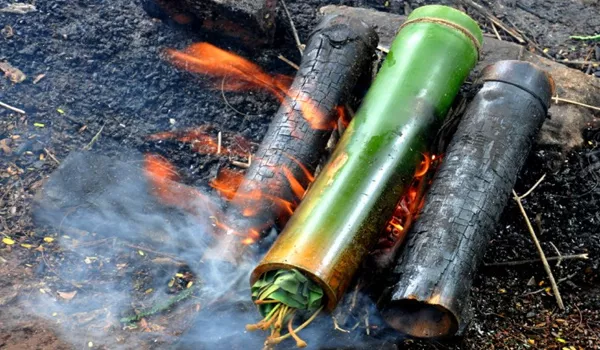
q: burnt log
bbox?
[381,61,554,338]
[145,0,278,45]
[206,14,378,261]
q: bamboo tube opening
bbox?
[383,299,458,338]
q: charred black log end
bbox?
[479,60,555,111]
[382,60,554,338]
[382,299,457,338]
[310,13,379,52]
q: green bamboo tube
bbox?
[251,5,482,312]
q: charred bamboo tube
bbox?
[382,60,554,338]
[206,14,378,261]
[251,5,482,313]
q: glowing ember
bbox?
[148,126,250,158]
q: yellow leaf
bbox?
[175,273,184,278]
[2,237,15,245]
[557,338,566,343]
[543,48,549,53]
[138,250,145,256]
[57,108,65,114]
[20,243,32,249]
[498,288,506,294]
[52,312,58,317]
[145,288,153,294]
[168,279,175,288]
[186,281,193,289]
[33,122,45,128]
[43,237,54,243]
[527,339,535,345]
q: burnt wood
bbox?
[382,61,554,338]
[207,14,378,261]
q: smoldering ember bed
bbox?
[1,0,599,349]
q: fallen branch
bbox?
[512,175,565,310]
[0,101,25,114]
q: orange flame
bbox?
[165,42,341,133]
[143,154,219,220]
[378,153,440,252]
[152,43,351,246]
[207,160,314,245]
[337,106,350,129]
[165,43,291,100]
[210,167,245,201]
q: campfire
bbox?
[1,1,599,350]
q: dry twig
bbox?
[217,131,222,154]
[83,125,104,151]
[0,101,25,114]
[490,21,502,41]
[553,95,600,112]
[280,0,304,55]
[486,253,589,267]
[461,0,524,43]
[512,174,565,310]
[231,154,252,169]
[44,148,60,165]
[277,54,300,70]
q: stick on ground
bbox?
[512,175,565,310]
[0,101,26,114]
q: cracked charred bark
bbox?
[206,14,378,261]
[382,61,554,338]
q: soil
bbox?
[0,0,599,349]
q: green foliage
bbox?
[251,269,324,317]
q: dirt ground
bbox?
[1,0,599,349]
